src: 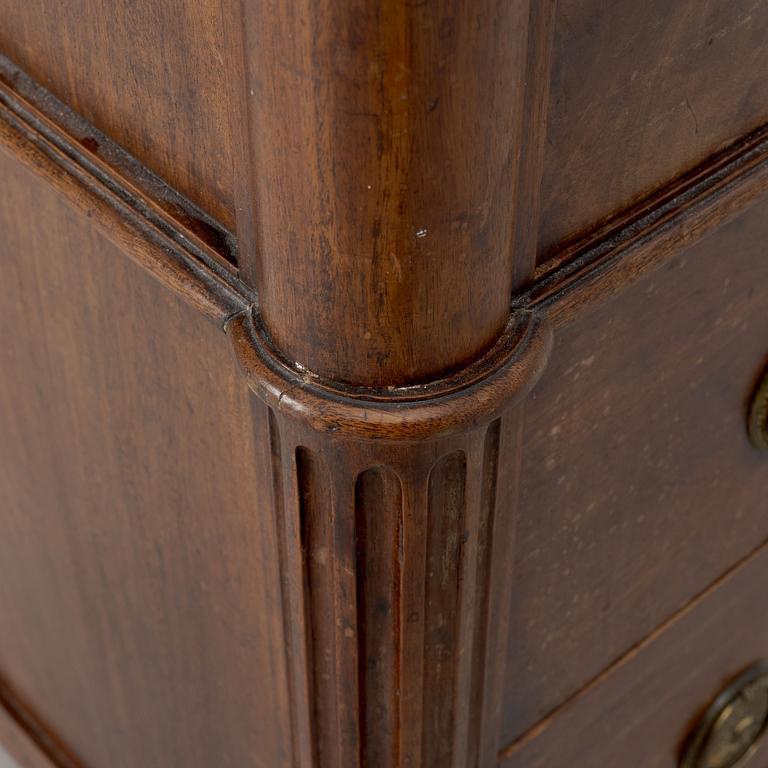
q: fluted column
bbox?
[226,2,558,765]
[228,308,552,767]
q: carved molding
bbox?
[4,47,768,768]
[226,303,551,767]
[262,409,521,768]
[2,51,767,340]
[227,309,552,442]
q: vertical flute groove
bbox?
[467,420,502,767]
[266,409,298,766]
[355,467,403,767]
[265,412,526,767]
[296,447,336,768]
[423,451,468,767]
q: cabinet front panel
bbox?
[502,197,768,743]
[501,543,768,767]
[539,0,768,258]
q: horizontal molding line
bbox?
[518,123,768,328]
[228,308,552,440]
[1,53,767,344]
[0,54,254,327]
[497,532,768,763]
[0,51,767,768]
[0,671,83,768]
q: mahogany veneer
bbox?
[1,3,767,767]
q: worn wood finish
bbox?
[510,0,558,290]
[0,150,292,768]
[2,3,768,767]
[0,53,249,324]
[501,198,768,745]
[0,0,238,230]
[500,540,768,767]
[255,414,527,768]
[226,303,548,766]
[519,124,768,326]
[0,46,553,767]
[538,0,768,259]
[240,0,540,386]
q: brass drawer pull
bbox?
[749,367,768,450]
[681,662,768,768]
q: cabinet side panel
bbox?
[0,151,290,767]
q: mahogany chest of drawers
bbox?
[1,2,768,767]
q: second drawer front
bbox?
[501,196,768,744]
[501,542,768,768]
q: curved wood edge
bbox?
[519,122,768,328]
[0,674,82,768]
[1,55,767,393]
[0,53,253,326]
[227,308,553,441]
[2,44,768,768]
[237,0,540,387]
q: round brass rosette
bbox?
[748,367,768,450]
[681,663,768,768]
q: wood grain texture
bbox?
[0,0,238,229]
[520,124,768,327]
[0,53,551,765]
[500,540,768,767]
[264,411,523,768]
[228,307,551,442]
[0,53,250,325]
[510,0,557,289]
[239,0,537,386]
[355,467,402,767]
[2,12,768,766]
[0,150,292,768]
[0,710,53,768]
[538,0,768,258]
[500,197,768,745]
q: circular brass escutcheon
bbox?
[681,662,768,768]
[748,367,768,450]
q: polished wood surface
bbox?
[538,0,768,259]
[0,0,552,383]
[505,197,768,744]
[239,0,544,386]
[501,542,768,767]
[0,0,239,230]
[0,150,291,768]
[0,2,767,767]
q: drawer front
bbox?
[539,0,768,257]
[501,197,768,745]
[501,543,768,768]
